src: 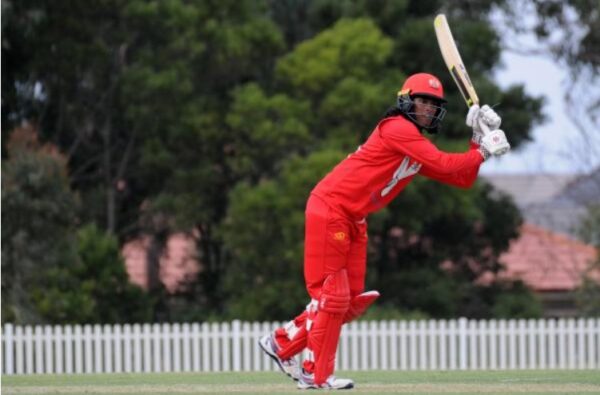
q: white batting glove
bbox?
[466,104,502,144]
[478,129,511,160]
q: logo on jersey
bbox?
[333,232,347,241]
[380,156,421,197]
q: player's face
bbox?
[413,97,439,127]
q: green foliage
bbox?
[359,304,430,321]
[2,0,550,323]
[276,18,393,99]
[30,224,153,324]
[576,276,600,317]
[576,204,600,316]
[1,126,80,323]
[225,83,312,178]
[489,281,543,319]
[221,150,345,320]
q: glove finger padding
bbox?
[479,105,502,130]
[465,104,480,127]
[481,129,510,156]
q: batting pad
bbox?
[307,269,350,385]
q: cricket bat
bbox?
[434,14,479,108]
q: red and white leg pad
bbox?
[278,290,379,361]
[305,269,351,385]
[276,300,316,360]
[343,290,380,322]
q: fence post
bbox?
[123,324,132,373]
[15,325,24,374]
[192,323,201,372]
[34,326,43,374]
[489,319,497,370]
[64,325,73,374]
[142,324,152,373]
[428,320,437,370]
[162,323,172,373]
[508,320,517,369]
[152,323,162,373]
[222,322,231,372]
[528,319,537,369]
[241,322,251,372]
[4,324,14,375]
[548,319,556,369]
[74,325,83,374]
[133,324,142,373]
[103,324,112,374]
[34,325,44,373]
[42,325,53,374]
[93,325,102,374]
[538,319,546,369]
[588,318,598,369]
[558,319,567,369]
[54,325,63,374]
[370,321,379,370]
[172,323,180,373]
[390,320,398,370]
[469,320,477,370]
[351,322,360,371]
[418,320,427,370]
[113,324,122,373]
[202,322,211,372]
[458,318,467,370]
[232,320,241,372]
[181,323,190,372]
[380,320,389,370]
[439,320,447,370]
[479,320,487,370]
[448,320,456,370]
[408,320,417,370]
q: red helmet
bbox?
[399,73,446,102]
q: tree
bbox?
[2,0,288,320]
[576,204,600,316]
[3,1,547,322]
[494,0,600,172]
[46,224,153,324]
[2,125,80,323]
[1,125,153,324]
[221,15,543,319]
[221,150,344,320]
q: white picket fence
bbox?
[2,318,599,375]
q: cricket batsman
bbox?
[259,73,509,389]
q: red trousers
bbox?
[304,194,368,299]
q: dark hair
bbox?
[382,106,405,118]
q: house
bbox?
[122,232,202,293]
[119,171,599,317]
[484,170,599,317]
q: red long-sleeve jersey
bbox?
[311,115,484,220]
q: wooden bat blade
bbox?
[434,14,480,107]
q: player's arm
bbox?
[379,119,484,188]
[420,104,502,188]
[417,144,481,188]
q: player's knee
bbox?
[319,269,351,314]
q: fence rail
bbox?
[2,318,599,375]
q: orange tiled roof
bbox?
[499,223,598,291]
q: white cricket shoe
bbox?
[258,333,300,381]
[297,369,354,390]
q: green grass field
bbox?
[3,370,600,395]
